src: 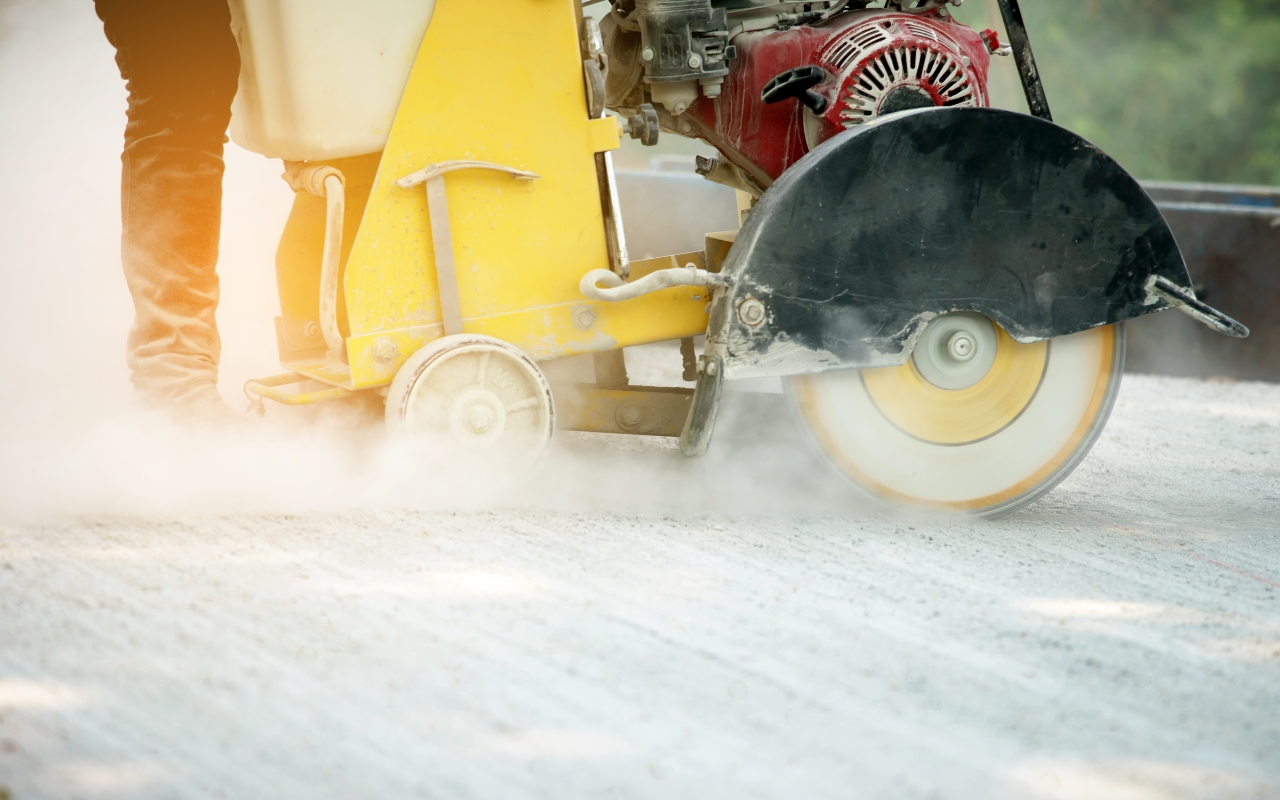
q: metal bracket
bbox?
[244,372,352,415]
[1153,200,1280,220]
[995,0,1052,121]
[554,383,694,437]
[1148,276,1250,339]
[283,162,348,362]
[679,353,724,457]
[599,151,632,279]
[395,161,540,337]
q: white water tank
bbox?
[227,0,436,162]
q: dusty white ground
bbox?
[1,372,1279,800]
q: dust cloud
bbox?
[0,0,855,525]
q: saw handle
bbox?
[761,66,829,115]
[579,264,732,303]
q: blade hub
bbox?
[450,387,507,442]
[913,312,998,389]
[945,331,976,362]
[465,402,496,434]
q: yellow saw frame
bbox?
[246,0,719,436]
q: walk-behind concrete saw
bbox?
[237,0,1246,517]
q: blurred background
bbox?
[979,0,1280,187]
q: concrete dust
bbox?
[0,386,849,523]
[0,373,1278,800]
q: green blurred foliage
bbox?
[956,0,1280,184]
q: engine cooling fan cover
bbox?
[817,14,988,131]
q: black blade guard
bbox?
[713,106,1235,379]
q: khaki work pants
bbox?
[95,0,241,407]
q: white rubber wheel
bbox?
[385,334,554,460]
[788,318,1125,517]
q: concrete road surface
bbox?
[1,373,1278,800]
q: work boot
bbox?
[96,0,242,419]
[139,380,248,429]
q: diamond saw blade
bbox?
[788,319,1125,517]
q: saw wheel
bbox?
[385,334,555,460]
[789,315,1125,517]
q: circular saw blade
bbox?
[789,322,1125,517]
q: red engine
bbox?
[603,3,995,189]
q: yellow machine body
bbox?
[270,0,709,394]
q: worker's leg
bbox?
[95,0,241,418]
